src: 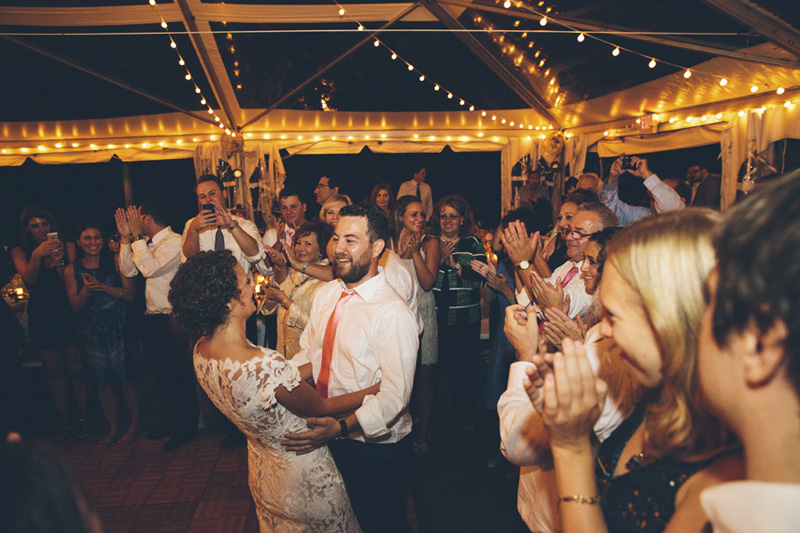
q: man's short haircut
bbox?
[323,173,341,191]
[196,174,224,192]
[575,200,618,229]
[711,169,800,396]
[564,188,600,206]
[279,185,306,205]
[673,180,692,203]
[139,198,170,227]
[338,203,389,245]
[501,207,539,235]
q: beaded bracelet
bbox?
[556,495,601,505]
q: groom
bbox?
[284,203,419,532]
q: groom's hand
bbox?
[281,417,340,455]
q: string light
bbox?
[751,85,759,92]
[719,78,728,87]
[612,47,620,56]
[648,58,656,69]
[577,33,585,42]
[503,0,511,8]
[683,69,692,79]
[777,87,785,95]
[539,16,547,26]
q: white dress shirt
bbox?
[293,272,418,443]
[380,249,423,335]
[602,172,683,226]
[181,215,264,279]
[118,226,182,315]
[397,179,433,221]
[701,481,800,533]
[262,224,296,250]
[497,325,625,532]
[516,259,592,319]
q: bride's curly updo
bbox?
[169,250,242,340]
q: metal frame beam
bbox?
[175,0,242,131]
[697,0,800,58]
[422,0,558,126]
[1,36,217,126]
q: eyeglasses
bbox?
[566,227,595,240]
[439,213,462,221]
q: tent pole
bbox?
[241,3,423,130]
[123,163,133,207]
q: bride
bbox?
[169,250,369,532]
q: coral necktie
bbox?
[561,265,579,287]
[317,290,356,398]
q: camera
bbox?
[620,155,638,171]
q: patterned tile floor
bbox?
[17,340,529,533]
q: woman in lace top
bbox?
[524,210,742,533]
[169,250,376,532]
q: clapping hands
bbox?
[523,338,607,450]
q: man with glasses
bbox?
[504,201,617,319]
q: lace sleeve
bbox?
[257,348,302,410]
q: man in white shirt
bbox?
[261,186,308,256]
[285,203,418,532]
[115,199,196,451]
[505,201,617,319]
[698,170,800,532]
[181,174,264,447]
[397,166,433,222]
[181,175,264,277]
[602,155,683,226]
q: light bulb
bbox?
[357,25,364,31]
[777,87,785,95]
[407,64,414,71]
[785,101,793,108]
[459,99,465,105]
[374,40,380,47]
[719,78,728,86]
[716,113,722,119]
[738,110,745,117]
[612,47,620,57]
[751,85,758,93]
[149,0,155,5]
[434,85,440,91]
[161,21,167,29]
[503,0,511,8]
[684,69,692,79]
[185,74,191,80]
[200,98,206,105]
[419,75,425,81]
[469,105,475,111]
[491,115,497,121]
[338,8,344,15]
[447,93,453,99]
[391,53,397,60]
[539,17,547,26]
[481,111,487,116]
[195,87,201,94]
[170,41,177,49]
[577,33,585,42]
[649,58,656,68]
[179,59,185,66]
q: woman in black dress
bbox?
[10,206,85,442]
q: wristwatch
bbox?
[136,233,146,242]
[301,262,309,274]
[227,220,239,231]
[518,260,530,270]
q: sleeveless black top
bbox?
[595,408,714,532]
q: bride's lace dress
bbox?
[194,345,361,532]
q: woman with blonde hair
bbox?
[319,193,352,228]
[524,209,741,533]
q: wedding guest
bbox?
[389,195,440,453]
[524,210,741,532]
[65,221,142,447]
[698,170,800,531]
[115,200,191,452]
[320,193,352,229]
[431,195,486,432]
[10,206,82,442]
[397,167,433,222]
[263,222,332,359]
[369,182,394,218]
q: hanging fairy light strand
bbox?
[501,0,777,92]
[147,0,236,136]
[331,1,553,131]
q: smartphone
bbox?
[202,203,216,223]
[47,232,59,242]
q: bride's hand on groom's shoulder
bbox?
[281,417,340,455]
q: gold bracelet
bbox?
[557,495,601,505]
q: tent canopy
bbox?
[1,0,799,167]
